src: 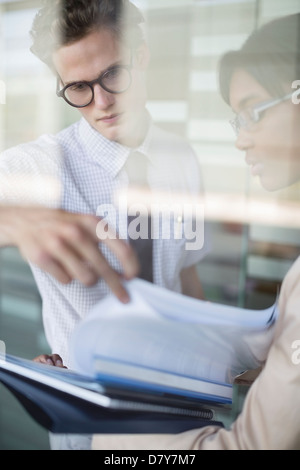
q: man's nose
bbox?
[93,83,115,109]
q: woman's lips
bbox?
[245,156,264,177]
[249,161,264,176]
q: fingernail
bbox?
[120,292,130,304]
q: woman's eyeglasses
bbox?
[230,90,300,136]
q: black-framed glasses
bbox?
[56,54,133,108]
[229,90,300,136]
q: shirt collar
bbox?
[78,116,154,179]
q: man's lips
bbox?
[98,113,121,123]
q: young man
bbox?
[0,0,206,370]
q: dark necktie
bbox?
[125,151,153,283]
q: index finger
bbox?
[65,214,140,299]
[80,214,140,280]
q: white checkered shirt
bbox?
[0,117,207,366]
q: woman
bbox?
[92,13,300,450]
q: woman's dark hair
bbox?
[219,13,300,105]
[30,0,145,71]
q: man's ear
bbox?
[135,42,150,70]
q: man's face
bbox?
[53,28,149,147]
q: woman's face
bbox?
[229,68,300,191]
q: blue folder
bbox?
[0,355,224,434]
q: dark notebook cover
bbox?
[0,355,224,434]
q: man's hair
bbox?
[219,13,300,104]
[30,0,145,70]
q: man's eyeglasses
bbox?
[56,55,133,108]
[230,90,300,136]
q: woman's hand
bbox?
[33,353,67,368]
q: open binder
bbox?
[70,279,277,401]
[0,279,277,434]
[0,354,224,434]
